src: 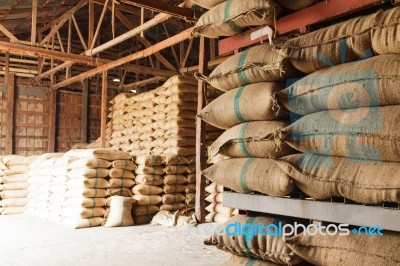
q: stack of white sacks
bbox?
[132,154,163,225]
[25,153,64,219]
[0,155,34,215]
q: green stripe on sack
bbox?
[234,86,247,122]
[245,258,256,266]
[239,123,251,157]
[243,216,256,256]
[240,158,255,192]
[223,0,241,32]
[238,49,251,84]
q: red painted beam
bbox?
[120,0,204,21]
[219,0,389,55]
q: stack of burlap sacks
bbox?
[0,156,34,215]
[199,6,400,265]
[108,75,198,158]
[205,182,237,223]
[25,153,65,220]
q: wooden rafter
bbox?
[52,26,194,89]
[0,23,19,43]
[89,0,109,52]
[72,14,88,51]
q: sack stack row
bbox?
[108,75,198,158]
[25,153,65,220]
[204,183,237,223]
[0,156,34,215]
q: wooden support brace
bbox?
[5,73,15,155]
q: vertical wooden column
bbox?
[48,89,57,152]
[100,71,108,148]
[31,0,37,45]
[88,0,94,48]
[81,79,89,143]
[5,73,15,155]
[195,36,209,223]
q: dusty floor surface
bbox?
[0,214,229,266]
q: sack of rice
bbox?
[64,148,131,160]
[210,121,293,159]
[206,214,302,264]
[160,203,185,212]
[162,193,186,204]
[275,54,400,116]
[280,105,400,162]
[133,195,162,205]
[286,231,400,265]
[104,196,135,227]
[134,175,163,186]
[132,205,159,216]
[192,0,280,38]
[111,160,136,170]
[276,153,400,204]
[203,158,294,196]
[198,83,287,129]
[196,45,300,92]
[189,0,225,9]
[132,184,163,195]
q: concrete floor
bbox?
[0,215,229,266]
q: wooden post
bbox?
[81,79,89,143]
[195,36,209,223]
[48,89,57,152]
[5,73,15,155]
[88,0,94,48]
[31,0,37,45]
[66,18,72,79]
[100,71,108,148]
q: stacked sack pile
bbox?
[204,182,238,223]
[25,153,65,220]
[132,154,164,225]
[106,75,198,158]
[61,148,131,229]
[0,155,34,215]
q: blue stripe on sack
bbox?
[239,123,251,157]
[223,0,241,32]
[240,158,255,192]
[238,49,251,84]
[234,86,247,122]
[243,216,256,256]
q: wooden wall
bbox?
[0,77,114,155]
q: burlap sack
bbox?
[64,188,109,198]
[1,198,28,207]
[109,178,135,188]
[0,190,28,199]
[0,207,26,215]
[275,0,316,10]
[108,187,132,197]
[207,215,302,264]
[210,121,293,159]
[163,154,189,165]
[109,168,135,179]
[163,75,198,87]
[1,155,34,166]
[185,193,196,204]
[134,175,164,186]
[189,0,225,9]
[63,197,107,208]
[196,44,299,92]
[162,193,186,204]
[205,193,223,203]
[281,105,400,162]
[0,182,29,190]
[205,183,224,193]
[66,178,109,189]
[187,174,196,183]
[219,254,280,266]
[165,128,196,138]
[62,217,104,229]
[152,110,197,122]
[134,214,154,225]
[164,165,189,175]
[0,174,28,184]
[185,183,196,193]
[132,184,163,195]
[203,158,294,196]
[132,205,159,216]
[163,175,188,185]
[275,54,400,116]
[135,155,165,166]
[161,119,195,130]
[64,148,131,160]
[67,168,110,179]
[163,147,196,156]
[135,165,164,175]
[199,82,287,129]
[160,203,185,212]
[133,195,162,205]
[164,184,186,194]
[286,231,400,266]
[61,207,105,219]
[157,85,197,97]
[277,153,400,204]
[192,0,280,38]
[104,196,135,227]
[112,160,136,170]
[280,7,400,73]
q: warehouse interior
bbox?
[0,0,399,265]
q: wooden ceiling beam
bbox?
[52,26,194,89]
[120,0,203,22]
